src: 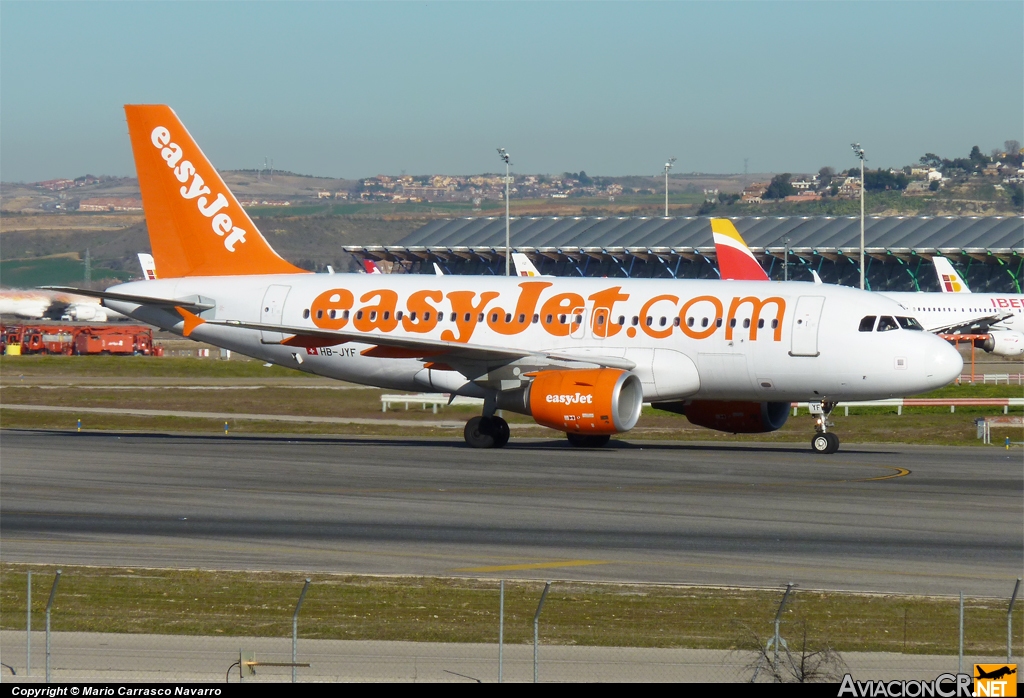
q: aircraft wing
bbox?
[198,315,637,372]
[925,312,1013,334]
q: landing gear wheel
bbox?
[464,416,495,449]
[566,433,611,448]
[824,432,840,454]
[811,434,830,454]
[811,432,841,454]
[491,416,510,448]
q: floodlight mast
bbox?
[851,143,866,290]
[664,157,677,217]
[498,148,512,276]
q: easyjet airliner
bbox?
[711,218,1024,357]
[50,106,963,454]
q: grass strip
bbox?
[1,564,1020,655]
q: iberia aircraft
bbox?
[50,106,964,454]
[711,218,1024,357]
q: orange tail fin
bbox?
[124,105,307,278]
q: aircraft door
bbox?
[789,295,825,357]
[260,285,291,344]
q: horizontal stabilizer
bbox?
[42,286,215,312]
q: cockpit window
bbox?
[896,316,924,331]
[876,316,899,332]
[858,316,876,332]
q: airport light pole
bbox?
[498,148,511,276]
[851,143,866,290]
[664,157,676,217]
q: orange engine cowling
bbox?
[653,399,790,434]
[510,368,643,435]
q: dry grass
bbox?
[1,564,1019,653]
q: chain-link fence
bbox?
[1,566,1020,683]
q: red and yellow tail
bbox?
[124,105,307,278]
[711,218,770,282]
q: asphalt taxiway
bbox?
[1,430,1020,595]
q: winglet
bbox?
[711,218,770,281]
[175,306,206,337]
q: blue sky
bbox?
[2,1,1021,181]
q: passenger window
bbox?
[687,317,695,327]
[743,318,750,329]
[560,314,567,324]
[316,310,324,319]
[491,313,499,323]
[370,311,378,321]
[631,316,639,326]
[395,311,403,320]
[659,317,667,327]
[896,316,924,331]
[343,310,350,320]
[545,314,553,324]
[575,314,582,324]
[673,317,681,327]
[757,319,764,329]
[383,311,390,321]
[532,314,539,323]
[597,315,605,325]
[701,317,709,328]
[716,318,723,328]
[729,318,737,328]
[423,311,430,321]
[329,310,337,319]
[645,316,653,327]
[518,313,525,323]
[876,316,898,332]
[303,309,310,320]
[409,311,417,321]
[858,316,876,332]
[478,313,484,322]
[464,313,471,322]
[617,316,625,325]
[770,319,778,329]
[356,311,364,320]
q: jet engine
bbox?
[497,368,643,435]
[653,399,791,434]
[975,332,1024,357]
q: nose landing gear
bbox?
[809,400,840,454]
[464,415,510,449]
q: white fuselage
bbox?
[105,274,963,403]
[880,292,1024,334]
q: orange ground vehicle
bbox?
[1,324,157,356]
[72,326,154,355]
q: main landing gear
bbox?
[809,400,840,454]
[464,415,510,449]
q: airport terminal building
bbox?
[345,215,1024,293]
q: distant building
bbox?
[784,191,822,202]
[78,197,142,212]
[741,181,769,204]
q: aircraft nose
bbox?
[919,333,963,388]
